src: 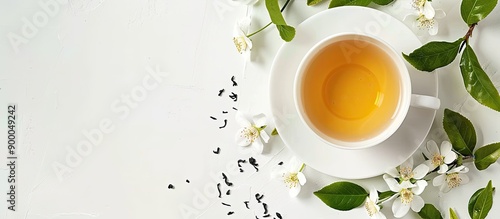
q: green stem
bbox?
[246,0,293,38]
[247,22,272,38]
[299,163,306,172]
[460,23,477,51]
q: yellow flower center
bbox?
[233,36,248,54]
[283,172,299,188]
[400,167,414,181]
[431,153,444,167]
[412,0,426,9]
[400,188,414,204]
[446,173,462,189]
[417,15,435,29]
[364,199,378,217]
[240,126,259,143]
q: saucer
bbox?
[269,6,438,179]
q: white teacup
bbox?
[294,33,440,150]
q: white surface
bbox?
[0,0,500,219]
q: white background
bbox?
[1,0,500,219]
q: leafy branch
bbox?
[314,109,500,218]
[404,0,500,112]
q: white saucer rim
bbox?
[269,6,438,179]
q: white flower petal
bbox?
[235,111,251,127]
[386,168,400,178]
[441,183,452,193]
[426,140,440,157]
[375,212,387,219]
[423,160,435,171]
[384,175,401,192]
[435,9,446,19]
[422,2,436,19]
[413,180,428,195]
[252,113,267,128]
[461,166,469,173]
[260,130,270,143]
[428,21,439,35]
[460,173,470,185]
[393,199,411,218]
[440,141,452,154]
[289,184,301,197]
[297,172,307,186]
[411,195,425,212]
[400,180,416,189]
[403,13,418,22]
[237,16,252,33]
[235,128,252,146]
[438,164,449,174]
[369,188,379,202]
[433,174,446,186]
[242,37,252,60]
[251,138,264,154]
[449,166,465,173]
[270,167,285,179]
[444,151,457,164]
[413,164,429,179]
[288,157,303,172]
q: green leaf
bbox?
[450,208,459,219]
[265,0,296,42]
[276,25,296,42]
[378,190,396,202]
[471,180,494,219]
[271,128,279,136]
[403,39,463,72]
[461,0,498,26]
[418,204,443,219]
[460,44,500,112]
[329,0,372,8]
[372,0,394,5]
[443,108,477,156]
[468,188,484,218]
[313,181,368,211]
[474,142,500,170]
[265,0,286,25]
[307,0,324,6]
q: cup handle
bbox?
[411,94,440,110]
